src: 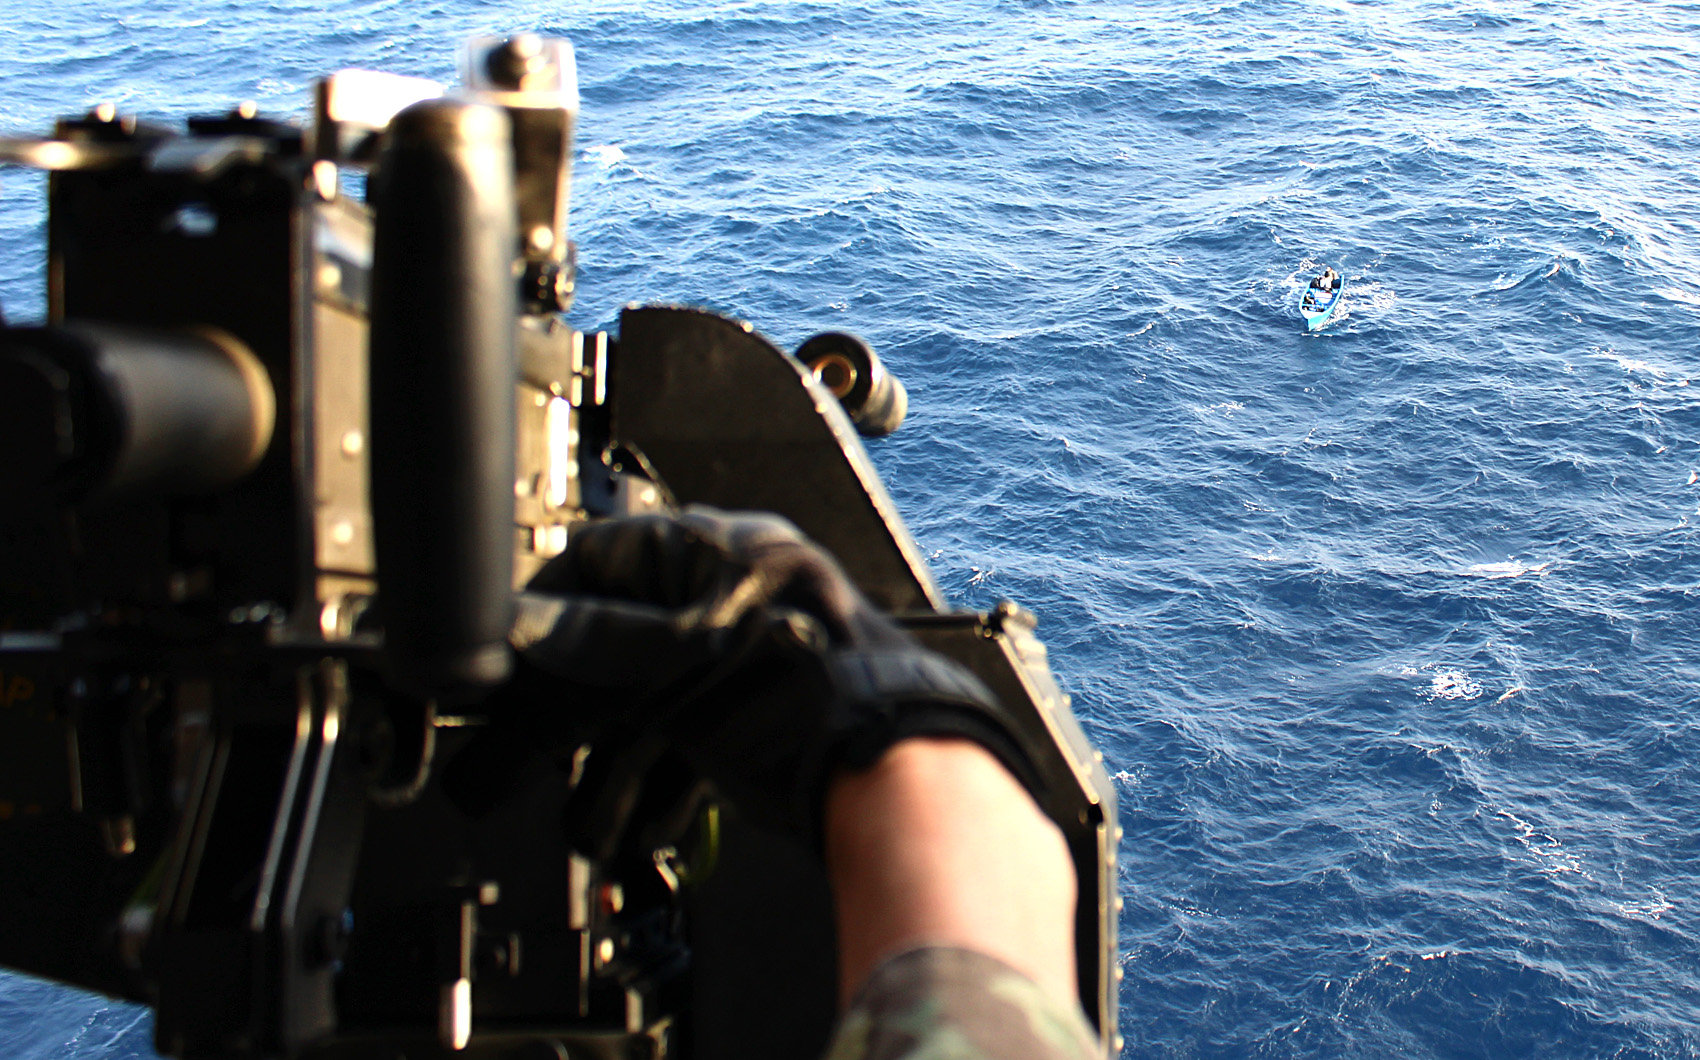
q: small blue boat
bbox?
[1300,268,1345,331]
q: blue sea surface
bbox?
[4,1,1700,1057]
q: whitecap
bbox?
[1616,890,1672,922]
[1593,348,1670,379]
[1200,400,1244,416]
[1463,559,1551,579]
[584,144,627,168]
[1427,671,1482,700]
[1497,810,1584,876]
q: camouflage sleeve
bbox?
[823,946,1103,1060]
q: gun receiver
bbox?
[0,35,1119,1060]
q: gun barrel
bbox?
[0,324,274,505]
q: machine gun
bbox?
[0,34,1119,1060]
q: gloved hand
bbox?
[506,507,1038,846]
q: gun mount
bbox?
[0,34,1119,1060]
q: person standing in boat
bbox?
[1312,267,1337,294]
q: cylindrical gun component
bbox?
[369,99,517,701]
[0,323,274,504]
[483,34,551,91]
[795,331,907,437]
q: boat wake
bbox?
[1489,252,1586,294]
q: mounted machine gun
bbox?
[0,34,1119,1060]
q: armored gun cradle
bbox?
[0,36,1120,1060]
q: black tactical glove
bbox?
[507,507,1038,846]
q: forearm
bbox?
[823,736,1079,1009]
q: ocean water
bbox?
[3,1,1700,1057]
